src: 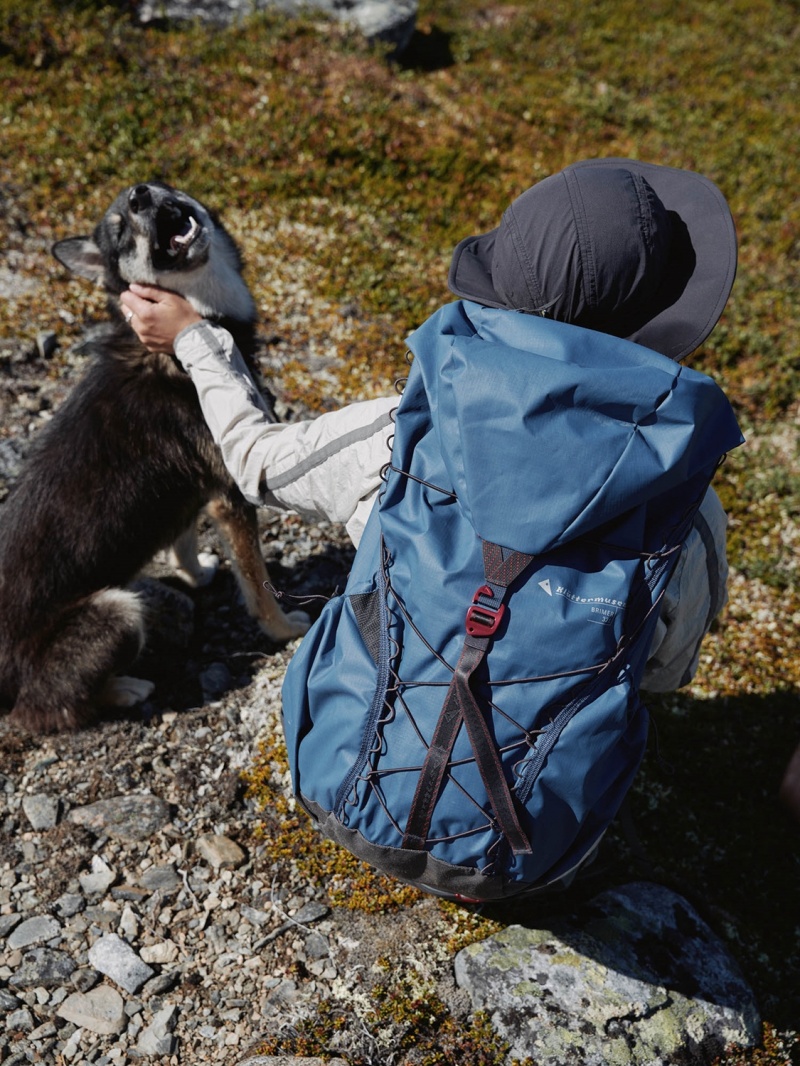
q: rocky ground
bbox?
[0,203,474,1066]
[0,633,468,1065]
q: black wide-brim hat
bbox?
[448,158,737,361]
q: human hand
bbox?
[120,283,202,354]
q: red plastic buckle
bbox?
[465,585,505,637]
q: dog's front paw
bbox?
[99,675,156,708]
[173,551,219,588]
[287,609,312,634]
[262,609,311,643]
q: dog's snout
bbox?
[129,185,153,213]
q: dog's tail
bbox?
[8,588,147,733]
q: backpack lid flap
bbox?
[406,302,743,555]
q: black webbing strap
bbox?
[402,541,535,856]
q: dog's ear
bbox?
[52,237,107,282]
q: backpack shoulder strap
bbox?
[402,541,535,856]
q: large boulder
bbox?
[134,0,418,54]
[455,881,760,1065]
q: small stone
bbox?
[71,967,101,993]
[292,902,330,925]
[0,989,21,1013]
[9,947,76,989]
[29,1018,57,1040]
[304,932,330,960]
[21,793,61,830]
[58,984,127,1036]
[84,903,120,930]
[88,934,155,994]
[0,913,23,938]
[60,1027,84,1061]
[6,1005,34,1031]
[139,940,179,965]
[195,833,246,869]
[137,1004,178,1056]
[69,794,172,842]
[119,905,139,940]
[7,915,61,950]
[79,855,116,896]
[111,885,151,904]
[141,971,180,998]
[240,905,271,927]
[54,893,85,919]
[35,330,58,359]
[139,864,181,893]
[32,752,60,772]
[0,437,27,482]
[266,978,298,1007]
[20,840,46,866]
[199,661,232,700]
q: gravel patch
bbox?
[0,630,466,1064]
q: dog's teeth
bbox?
[173,217,200,247]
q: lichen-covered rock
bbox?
[455,881,760,1066]
[68,794,172,842]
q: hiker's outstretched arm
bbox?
[173,320,396,545]
[120,284,395,544]
[121,283,729,685]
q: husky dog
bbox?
[0,181,309,734]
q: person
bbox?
[120,157,737,692]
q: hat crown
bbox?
[446,157,737,360]
[492,166,673,337]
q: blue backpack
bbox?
[281,301,743,902]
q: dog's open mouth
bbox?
[156,202,203,260]
[170,215,200,255]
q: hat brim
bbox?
[448,227,508,311]
[448,158,737,361]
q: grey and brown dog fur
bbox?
[0,181,308,734]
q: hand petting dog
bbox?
[121,283,201,353]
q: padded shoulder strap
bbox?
[402,542,535,856]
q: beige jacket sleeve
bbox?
[174,321,729,691]
[174,321,395,545]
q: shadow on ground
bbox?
[491,687,800,1031]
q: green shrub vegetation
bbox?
[2,1,797,1062]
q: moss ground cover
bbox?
[1,0,798,1061]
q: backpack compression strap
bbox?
[402,541,535,856]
